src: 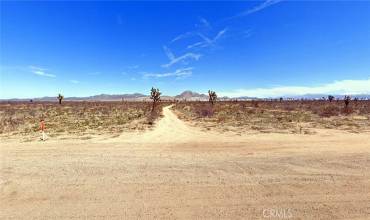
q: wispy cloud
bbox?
[171,17,211,44]
[29,66,56,78]
[227,0,283,20]
[168,17,227,73]
[143,67,193,79]
[220,78,370,98]
[187,28,227,49]
[161,46,201,68]
[70,80,79,84]
[171,31,194,44]
[197,17,211,30]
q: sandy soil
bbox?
[1,105,370,219]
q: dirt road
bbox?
[117,105,235,143]
[1,105,370,219]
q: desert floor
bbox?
[1,106,370,219]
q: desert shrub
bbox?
[341,106,354,115]
[246,108,256,114]
[197,107,214,117]
[283,105,296,111]
[251,100,259,108]
[359,103,370,114]
[319,105,341,117]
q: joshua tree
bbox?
[150,87,161,112]
[328,95,334,102]
[344,95,351,108]
[57,93,64,104]
[279,97,283,102]
[208,90,217,105]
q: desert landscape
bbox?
[2,0,370,219]
[1,99,370,219]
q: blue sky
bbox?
[1,0,370,98]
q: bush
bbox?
[319,105,340,117]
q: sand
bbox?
[1,105,370,219]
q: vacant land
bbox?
[0,101,163,140]
[1,103,370,219]
[174,100,370,134]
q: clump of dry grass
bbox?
[0,101,164,137]
[319,105,341,117]
[174,100,370,133]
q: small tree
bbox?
[208,90,217,105]
[150,87,161,112]
[344,95,350,108]
[279,97,283,102]
[57,93,64,104]
[328,95,334,102]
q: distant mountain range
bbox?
[285,94,370,100]
[8,93,149,102]
[2,91,370,101]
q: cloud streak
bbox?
[171,17,211,44]
[227,0,283,20]
[197,17,211,30]
[171,31,194,44]
[143,67,193,79]
[220,78,370,98]
[161,46,201,68]
[167,17,226,73]
[187,28,227,49]
[29,66,56,78]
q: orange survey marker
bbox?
[40,119,46,141]
[40,120,46,131]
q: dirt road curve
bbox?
[1,105,370,219]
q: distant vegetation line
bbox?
[2,90,370,102]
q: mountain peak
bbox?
[175,90,208,100]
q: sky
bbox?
[1,0,370,99]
